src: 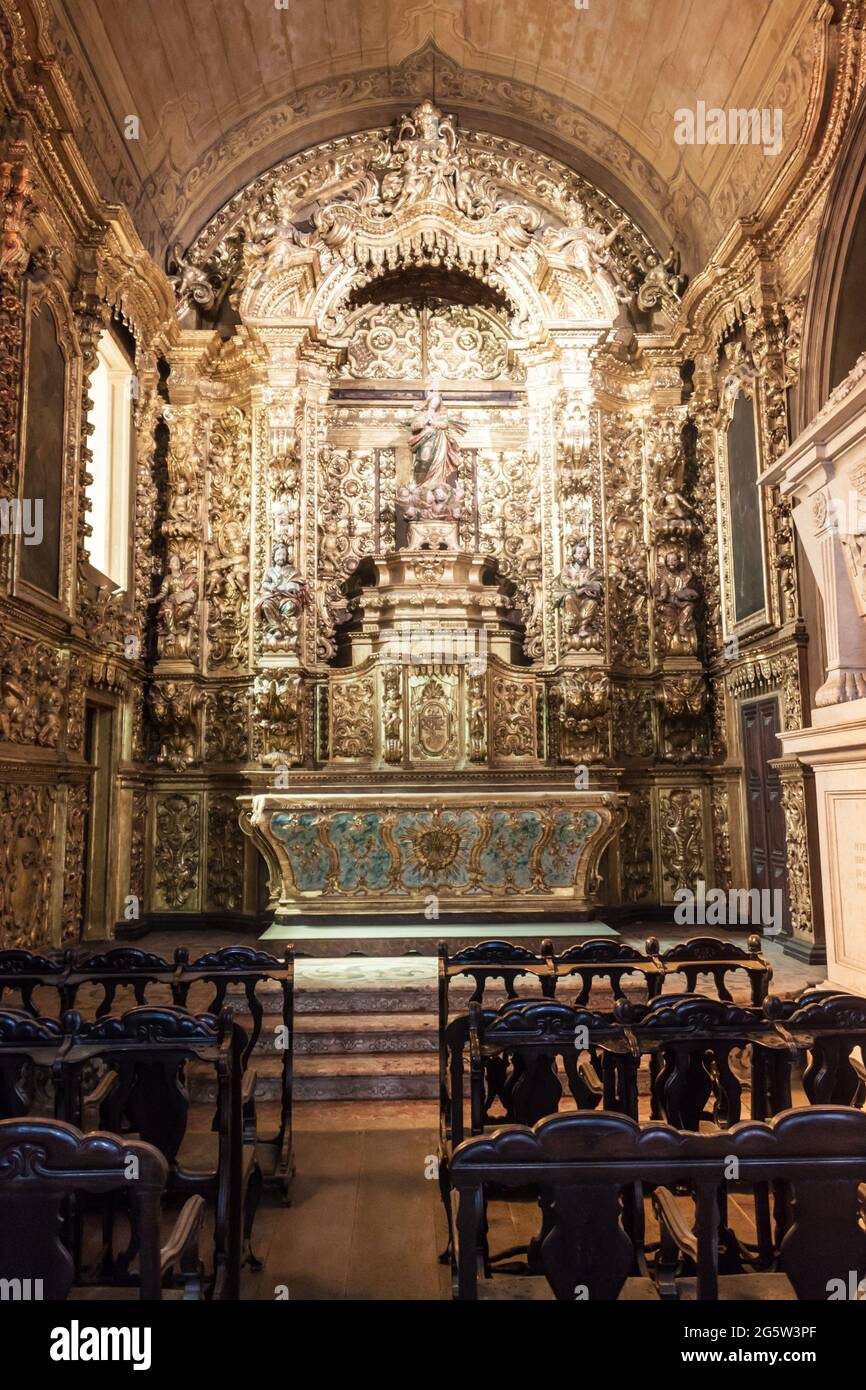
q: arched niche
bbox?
[798,88,866,429]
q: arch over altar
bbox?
[142,99,729,925]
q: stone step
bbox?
[235,1011,439,1056]
[189,1051,440,1102]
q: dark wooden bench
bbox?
[0,943,295,1199]
[64,1004,258,1300]
[550,937,663,1004]
[0,1116,205,1300]
[438,940,554,1143]
[655,934,772,1004]
[450,1105,866,1300]
[611,992,790,1128]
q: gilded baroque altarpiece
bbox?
[4,0,862,945]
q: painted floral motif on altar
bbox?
[268,804,602,897]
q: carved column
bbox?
[0,119,36,593]
[768,756,825,963]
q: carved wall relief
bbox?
[206,793,245,912]
[410,672,459,762]
[251,673,303,765]
[476,448,543,659]
[129,789,147,905]
[153,794,200,912]
[658,786,705,898]
[710,782,734,892]
[0,784,55,949]
[149,681,202,770]
[490,675,536,760]
[467,669,487,763]
[657,674,708,762]
[554,671,611,763]
[601,412,650,668]
[206,407,251,671]
[612,685,655,759]
[0,632,65,748]
[774,760,814,939]
[61,783,88,942]
[381,664,403,763]
[620,790,654,903]
[204,685,249,763]
[154,407,205,662]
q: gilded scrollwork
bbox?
[204,686,249,764]
[206,407,251,671]
[61,783,88,942]
[658,786,705,898]
[0,783,55,949]
[148,681,202,770]
[154,794,200,911]
[206,793,245,912]
[0,632,65,748]
[251,673,303,765]
[620,790,654,903]
[553,672,610,764]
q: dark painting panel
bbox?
[726,391,766,625]
[20,305,65,598]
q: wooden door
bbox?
[740,697,790,932]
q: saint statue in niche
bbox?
[397,391,467,548]
[149,552,199,659]
[254,542,309,644]
[554,536,604,651]
[654,549,700,654]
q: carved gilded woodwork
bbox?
[153,794,200,912]
[553,671,611,764]
[381,664,403,764]
[620,790,654,904]
[61,783,88,942]
[409,672,459,762]
[0,630,65,748]
[657,675,708,763]
[148,681,202,770]
[772,758,816,940]
[601,412,650,669]
[710,782,734,893]
[251,673,303,766]
[243,788,625,919]
[658,786,705,899]
[1,17,848,941]
[206,406,251,672]
[612,686,655,760]
[204,686,249,764]
[330,671,376,762]
[206,793,245,913]
[0,782,54,948]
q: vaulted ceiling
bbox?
[52,0,818,270]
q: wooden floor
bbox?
[240,1104,449,1300]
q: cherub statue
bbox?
[254,543,309,644]
[637,247,687,312]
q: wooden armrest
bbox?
[652,1187,698,1261]
[242,1068,257,1105]
[82,1068,119,1129]
[84,1068,119,1108]
[160,1194,206,1299]
[576,1056,603,1096]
